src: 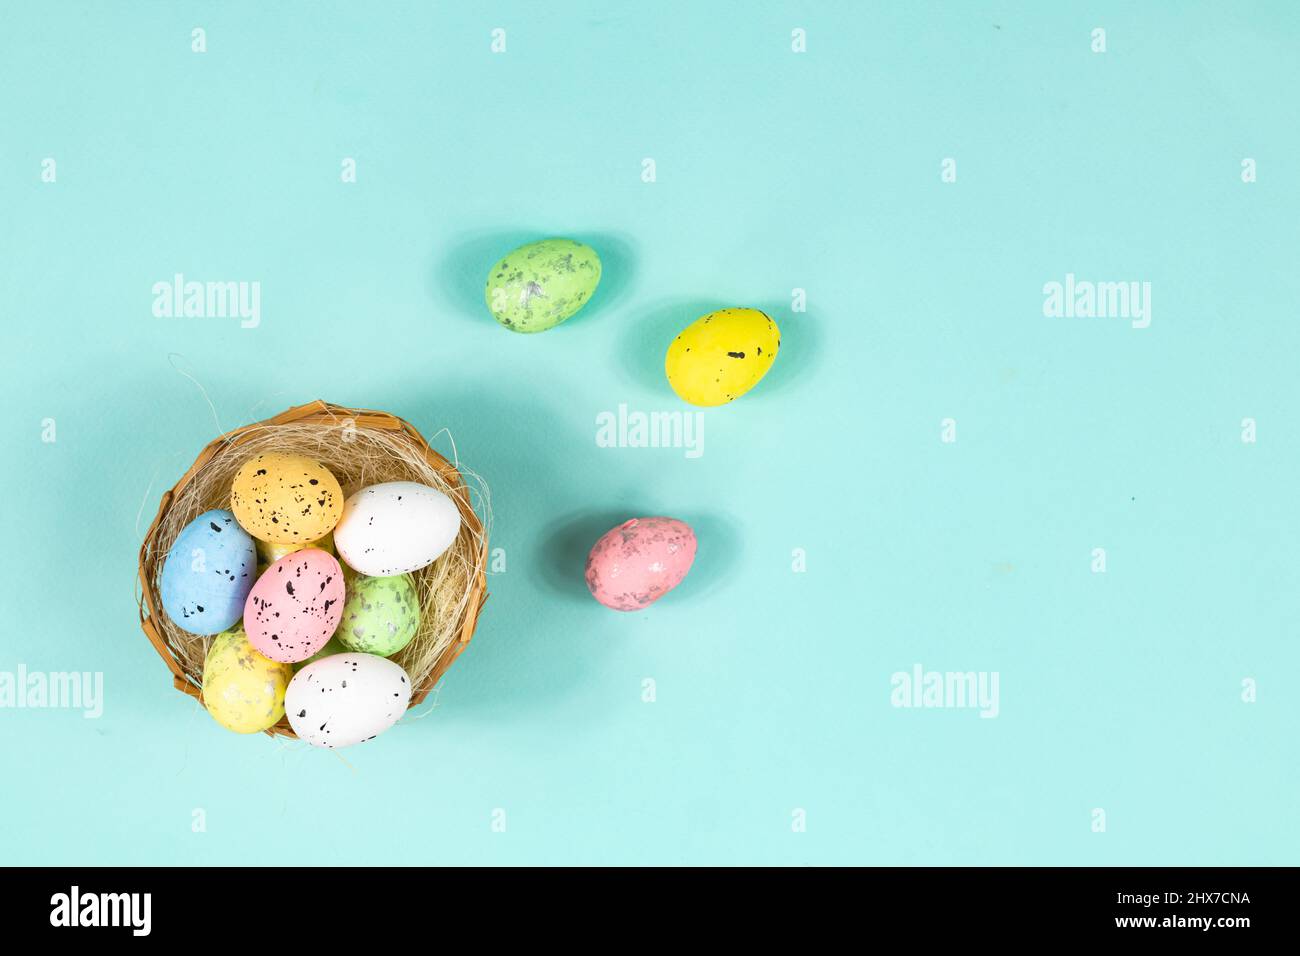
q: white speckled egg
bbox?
[284,653,412,748]
[332,481,461,576]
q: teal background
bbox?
[2,1,1297,865]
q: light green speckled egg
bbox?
[336,573,420,657]
[484,238,601,333]
[293,635,349,671]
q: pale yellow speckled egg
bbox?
[230,453,343,545]
[665,308,780,406]
[201,625,293,734]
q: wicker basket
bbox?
[137,400,489,738]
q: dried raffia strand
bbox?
[137,401,490,738]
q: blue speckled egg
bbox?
[160,509,257,635]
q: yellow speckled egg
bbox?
[230,453,343,545]
[201,625,293,734]
[665,307,780,406]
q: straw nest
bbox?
[137,400,489,738]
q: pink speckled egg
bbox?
[585,516,697,611]
[243,548,345,663]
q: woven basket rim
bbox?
[137,399,489,738]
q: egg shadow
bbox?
[533,507,742,608]
[534,509,634,603]
[572,230,636,320]
[616,296,732,397]
[674,510,742,603]
[368,383,623,725]
[616,296,824,403]
[747,298,826,401]
[94,362,327,730]
[122,368,624,733]
[430,228,541,327]
[430,228,637,332]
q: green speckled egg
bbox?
[485,238,601,333]
[293,635,349,671]
[336,573,420,657]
